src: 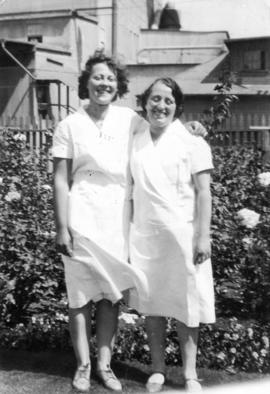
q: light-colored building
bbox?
[0,0,270,132]
[0,0,148,122]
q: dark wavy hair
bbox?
[137,77,184,118]
[78,51,129,101]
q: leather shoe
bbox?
[96,367,122,391]
[146,372,165,393]
[185,379,202,392]
[72,363,91,392]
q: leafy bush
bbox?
[0,128,66,327]
[0,127,270,373]
[211,146,270,321]
[0,310,269,373]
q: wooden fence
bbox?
[182,112,270,132]
[1,113,270,150]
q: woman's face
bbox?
[87,62,118,105]
[145,81,176,130]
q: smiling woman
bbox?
[140,77,183,142]
[86,63,118,107]
[129,77,215,393]
[52,51,148,392]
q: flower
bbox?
[217,351,226,360]
[5,191,21,202]
[39,230,56,239]
[242,237,253,245]
[237,208,260,229]
[252,351,259,360]
[13,133,26,142]
[41,184,52,191]
[260,349,267,357]
[118,312,138,325]
[262,336,269,349]
[258,172,270,186]
[247,328,253,339]
[55,312,69,323]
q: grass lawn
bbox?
[0,349,269,393]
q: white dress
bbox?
[52,105,148,309]
[129,119,216,327]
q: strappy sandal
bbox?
[185,378,202,392]
[96,367,122,391]
[146,372,165,393]
[72,363,91,392]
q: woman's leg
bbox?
[176,321,199,380]
[69,302,92,366]
[69,303,92,392]
[96,299,119,369]
[95,299,122,391]
[146,316,167,374]
[145,316,166,392]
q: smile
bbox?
[97,88,113,94]
[152,110,168,117]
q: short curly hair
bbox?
[136,77,184,118]
[78,52,129,101]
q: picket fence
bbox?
[1,113,270,150]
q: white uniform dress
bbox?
[129,119,215,327]
[52,105,148,309]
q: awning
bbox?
[34,49,78,90]
[0,39,35,70]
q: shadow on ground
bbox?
[0,349,268,394]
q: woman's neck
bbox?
[150,125,166,142]
[86,102,110,122]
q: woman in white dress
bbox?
[129,77,215,393]
[52,52,148,392]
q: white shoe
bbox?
[96,367,122,391]
[72,363,91,392]
[146,372,165,393]
[185,379,202,392]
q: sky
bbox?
[172,0,270,38]
[0,0,270,39]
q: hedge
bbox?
[0,128,270,372]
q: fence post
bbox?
[249,126,270,164]
[262,129,270,164]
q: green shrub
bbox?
[0,310,269,373]
[0,128,66,327]
[211,146,270,320]
[1,127,270,372]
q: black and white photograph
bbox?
[0,1,270,393]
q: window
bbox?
[28,35,43,44]
[243,50,266,70]
[36,81,51,119]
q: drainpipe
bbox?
[111,0,117,56]
[0,39,36,80]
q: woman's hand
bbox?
[185,121,208,137]
[56,227,73,257]
[194,234,211,265]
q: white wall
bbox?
[0,0,97,14]
[96,0,148,62]
[170,0,270,38]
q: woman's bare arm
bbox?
[193,170,212,265]
[53,157,73,257]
